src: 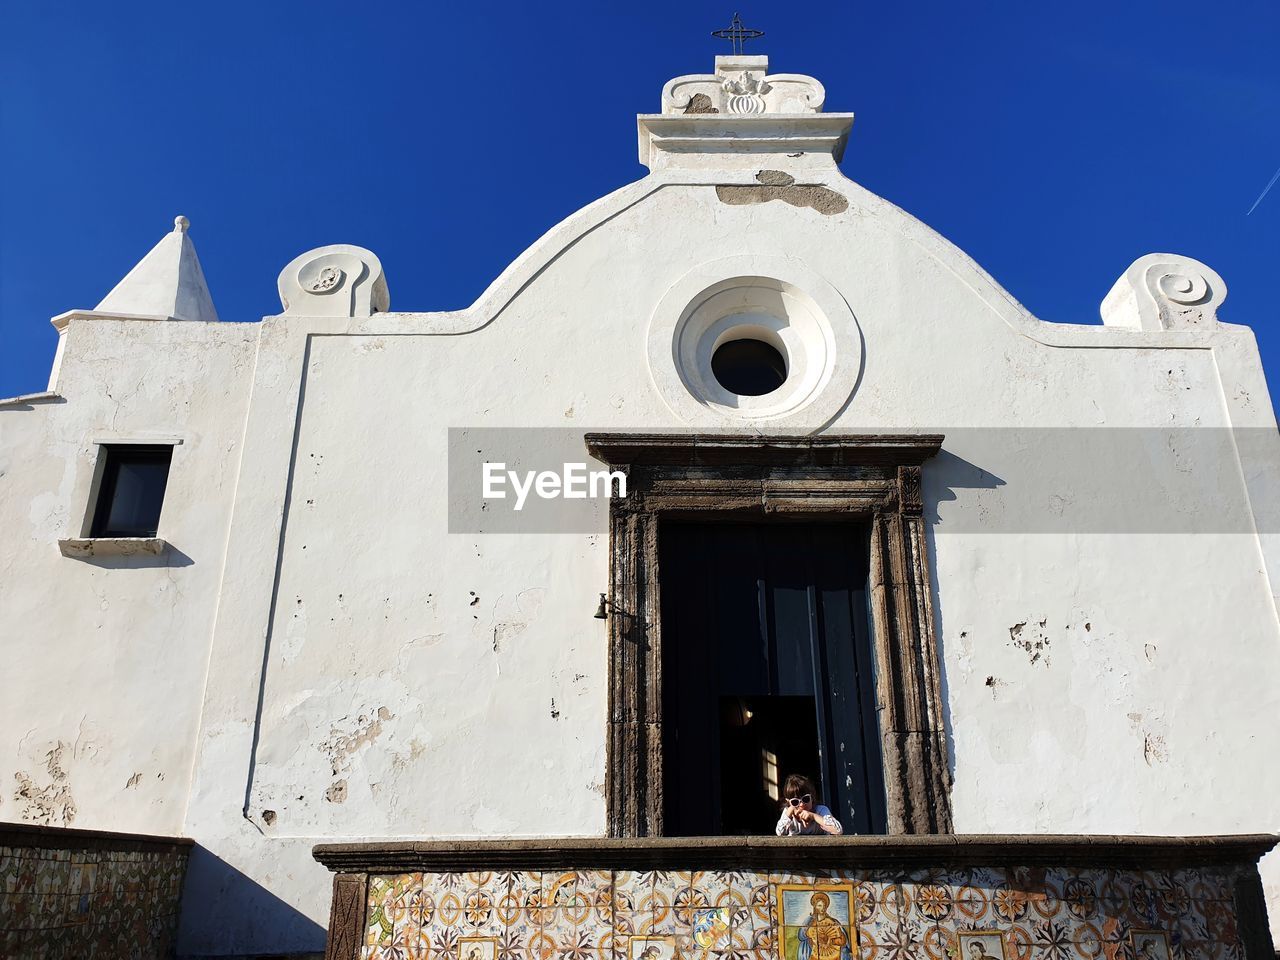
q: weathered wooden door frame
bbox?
[584,433,952,838]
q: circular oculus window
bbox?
[647,259,862,427]
[711,338,788,396]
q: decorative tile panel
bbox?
[0,831,189,960]
[327,843,1270,960]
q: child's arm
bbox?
[812,806,844,835]
[776,808,799,836]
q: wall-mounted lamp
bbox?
[593,593,610,620]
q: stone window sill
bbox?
[58,537,167,559]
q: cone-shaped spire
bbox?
[95,216,220,322]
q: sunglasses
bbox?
[787,794,813,807]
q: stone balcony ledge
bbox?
[314,835,1278,960]
[313,833,1278,873]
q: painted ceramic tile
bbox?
[1012,924,1047,960]
[1028,918,1075,960]
[950,884,992,926]
[916,924,949,960]
[580,869,614,918]
[1130,931,1171,960]
[691,905,737,951]
[1099,916,1136,947]
[368,882,397,948]
[436,887,472,928]
[1072,921,1106,960]
[459,934,501,960]
[694,870,747,914]
[673,885,715,926]
[853,881,911,951]
[462,885,502,931]
[1150,878,1191,924]
[912,884,954,923]
[740,873,775,930]
[613,871,649,916]
[866,916,924,960]
[369,875,397,908]
[509,872,550,927]
[644,885,676,932]
[750,923,779,960]
[955,930,1007,960]
[712,927,754,960]
[1172,940,1213,960]
[495,919,537,960]
[635,894,684,937]
[630,934,679,960]
[543,908,600,960]
[989,885,1029,925]
[387,919,431,960]
[1167,871,1224,904]
[776,885,856,960]
[544,871,595,926]
[1210,903,1241,945]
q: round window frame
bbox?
[646,256,863,427]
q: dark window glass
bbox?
[711,339,787,396]
[660,521,886,836]
[90,445,174,538]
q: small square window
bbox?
[89,445,174,538]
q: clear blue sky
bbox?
[2,1,1277,419]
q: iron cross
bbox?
[711,13,764,55]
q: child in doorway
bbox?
[775,774,844,836]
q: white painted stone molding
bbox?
[95,215,220,323]
[277,245,390,317]
[1100,253,1227,331]
[646,255,862,430]
[661,55,826,115]
[640,55,852,170]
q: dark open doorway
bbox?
[660,520,887,836]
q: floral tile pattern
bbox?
[0,841,188,959]
[352,864,1255,960]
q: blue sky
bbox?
[2,1,1277,419]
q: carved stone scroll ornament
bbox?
[1100,253,1227,331]
[661,58,827,116]
[277,244,390,318]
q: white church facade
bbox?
[1,54,1278,959]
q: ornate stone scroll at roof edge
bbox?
[638,55,853,171]
[1101,253,1228,331]
[661,55,827,115]
[277,244,390,318]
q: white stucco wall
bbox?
[0,318,256,836]
[2,61,1278,956]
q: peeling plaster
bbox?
[321,706,393,776]
[715,170,848,215]
[13,741,77,825]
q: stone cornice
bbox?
[584,433,945,468]
[0,821,193,854]
[636,114,855,169]
[312,834,1279,874]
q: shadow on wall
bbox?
[919,449,1007,787]
[176,846,325,959]
[65,545,195,569]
